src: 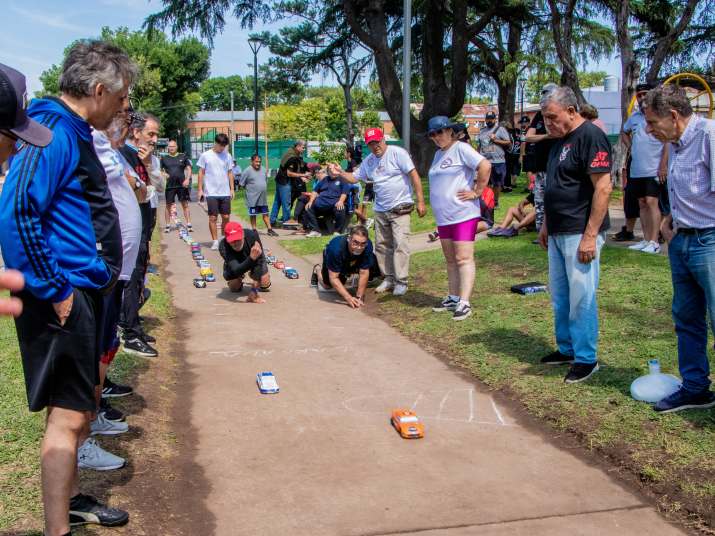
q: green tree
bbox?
[38,27,210,136]
[357,110,381,132]
[199,75,253,110]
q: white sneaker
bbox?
[210,240,219,250]
[393,283,408,296]
[90,413,129,436]
[77,438,126,471]
[641,241,661,254]
[628,240,649,250]
[374,280,394,293]
[366,218,374,229]
[306,231,321,238]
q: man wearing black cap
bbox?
[477,112,511,207]
[0,63,53,318]
[0,43,136,535]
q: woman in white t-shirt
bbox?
[427,116,491,321]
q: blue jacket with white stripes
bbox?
[0,97,122,302]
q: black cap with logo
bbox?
[0,63,52,147]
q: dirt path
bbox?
[158,209,686,536]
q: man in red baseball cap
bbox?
[218,221,271,303]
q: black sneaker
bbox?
[310,264,320,288]
[123,337,158,358]
[432,296,459,312]
[69,493,129,527]
[452,302,472,321]
[101,378,133,399]
[142,333,156,344]
[164,226,170,233]
[564,362,599,384]
[654,388,715,414]
[187,223,193,231]
[99,398,125,422]
[267,228,279,237]
[611,226,636,242]
[540,350,575,365]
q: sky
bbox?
[0,0,622,100]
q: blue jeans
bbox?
[668,229,715,394]
[548,233,605,364]
[270,182,292,224]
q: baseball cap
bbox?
[485,112,497,120]
[427,116,462,134]
[0,63,52,147]
[364,127,384,144]
[224,222,244,243]
[636,82,655,93]
[541,82,558,95]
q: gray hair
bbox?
[59,40,138,98]
[128,111,160,139]
[642,84,693,118]
[540,86,578,111]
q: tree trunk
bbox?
[342,83,355,148]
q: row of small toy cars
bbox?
[176,223,216,288]
[265,252,299,279]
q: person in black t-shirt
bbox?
[219,221,271,303]
[536,86,612,385]
[160,139,193,232]
[525,83,559,231]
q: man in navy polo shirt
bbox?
[316,225,378,308]
[304,167,351,236]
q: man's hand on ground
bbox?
[249,241,263,260]
[346,296,363,309]
[53,292,74,326]
[577,234,597,264]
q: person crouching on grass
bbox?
[426,116,491,321]
[219,221,271,303]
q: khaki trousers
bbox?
[373,210,411,285]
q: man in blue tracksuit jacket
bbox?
[0,40,136,535]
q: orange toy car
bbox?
[391,409,424,439]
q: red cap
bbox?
[364,127,384,144]
[224,222,244,243]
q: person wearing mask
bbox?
[427,116,491,321]
[161,139,193,232]
[219,221,271,303]
[197,133,234,250]
[477,112,511,207]
[643,84,715,413]
[239,154,278,236]
[0,42,135,535]
[328,128,427,296]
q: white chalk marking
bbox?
[468,388,475,422]
[410,392,424,411]
[215,313,229,316]
[490,398,505,425]
[437,390,452,419]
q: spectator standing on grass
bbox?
[239,154,278,236]
[161,139,193,232]
[622,83,668,255]
[477,112,511,206]
[426,116,491,321]
[119,112,160,358]
[197,133,234,250]
[272,140,309,227]
[537,86,612,384]
[0,64,53,318]
[232,159,242,192]
[328,127,427,296]
[0,42,135,534]
[525,83,559,232]
[643,85,715,413]
[219,221,271,303]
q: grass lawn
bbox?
[0,234,171,535]
[371,234,714,528]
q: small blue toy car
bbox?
[283,267,299,279]
[266,255,276,264]
[205,273,216,282]
[256,372,280,394]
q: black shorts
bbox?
[628,177,660,199]
[223,259,269,283]
[207,196,231,216]
[14,288,100,412]
[166,187,191,204]
[362,183,375,203]
[489,162,507,188]
[506,154,521,177]
[623,182,640,219]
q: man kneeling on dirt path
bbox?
[315,225,379,309]
[219,221,271,303]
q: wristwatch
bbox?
[134,180,142,191]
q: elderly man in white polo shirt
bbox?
[643,84,715,414]
[328,128,426,296]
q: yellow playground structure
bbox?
[627,72,713,118]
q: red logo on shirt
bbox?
[590,151,610,168]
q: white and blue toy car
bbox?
[256,372,280,394]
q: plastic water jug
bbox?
[630,359,681,403]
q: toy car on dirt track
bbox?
[283,267,299,279]
[273,260,285,270]
[256,371,280,394]
[391,409,424,439]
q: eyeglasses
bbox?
[349,239,367,248]
[0,129,27,154]
[429,129,444,138]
